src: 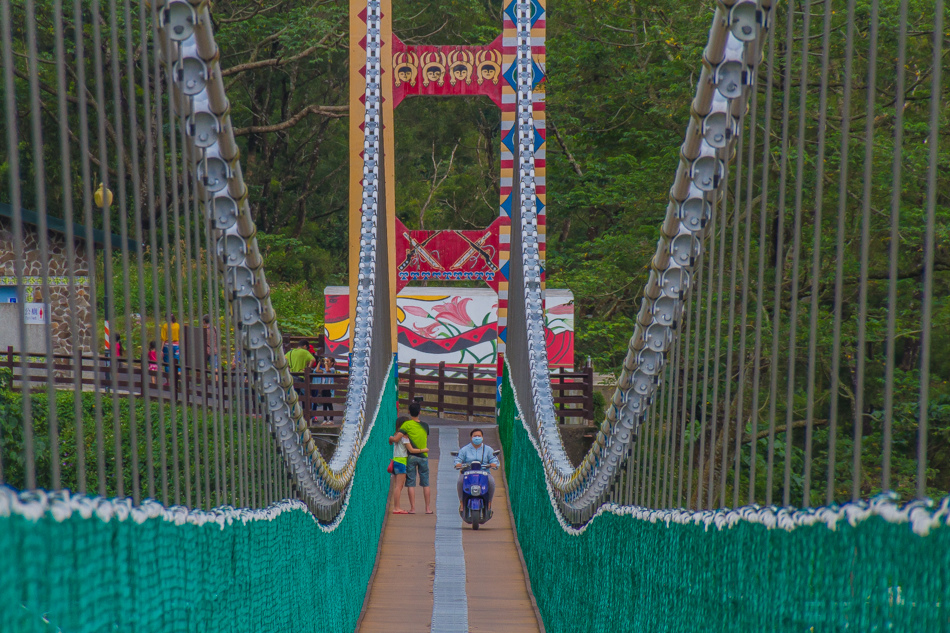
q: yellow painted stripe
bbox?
[399,294,451,301]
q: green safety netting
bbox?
[0,373,395,633]
[497,371,950,632]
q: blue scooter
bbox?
[454,451,499,530]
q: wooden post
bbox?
[558,367,565,424]
[466,363,475,422]
[585,363,594,422]
[303,364,312,421]
[437,361,445,418]
[139,351,146,398]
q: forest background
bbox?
[1,0,948,505]
[202,0,950,503]
[204,0,702,368]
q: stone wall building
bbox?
[0,203,128,358]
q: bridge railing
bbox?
[290,369,350,424]
[397,359,595,422]
[2,345,256,409]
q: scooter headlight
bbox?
[470,484,482,496]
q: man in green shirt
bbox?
[400,401,432,514]
[285,339,316,373]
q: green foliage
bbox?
[0,384,242,502]
[591,389,606,424]
[269,280,326,337]
[2,0,947,502]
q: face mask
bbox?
[471,436,483,446]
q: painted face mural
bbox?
[425,66,443,84]
[392,51,419,87]
[420,51,448,87]
[452,64,469,83]
[447,50,476,86]
[475,48,502,86]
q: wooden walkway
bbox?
[357,424,542,633]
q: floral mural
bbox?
[323,286,574,368]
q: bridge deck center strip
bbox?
[358,423,541,633]
[431,429,470,632]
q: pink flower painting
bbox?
[403,305,431,318]
[412,322,443,338]
[432,296,475,327]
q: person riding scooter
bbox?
[455,429,499,509]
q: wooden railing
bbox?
[397,359,595,423]
[3,348,595,425]
[291,367,349,424]
[3,345,252,411]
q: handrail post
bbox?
[6,346,13,388]
[304,364,311,422]
[438,361,445,418]
[558,367,565,424]
[467,363,475,422]
[585,364,594,423]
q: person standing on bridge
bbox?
[400,401,432,514]
[455,429,499,510]
[389,415,428,514]
[285,339,316,399]
[202,314,218,370]
[160,314,180,385]
[315,356,338,422]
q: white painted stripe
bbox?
[431,430,469,633]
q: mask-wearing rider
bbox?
[455,429,499,509]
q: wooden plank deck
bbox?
[357,424,542,633]
[461,426,541,633]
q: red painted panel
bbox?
[395,217,505,292]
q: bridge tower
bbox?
[348,0,549,378]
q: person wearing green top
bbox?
[389,415,427,514]
[285,339,316,373]
[285,341,316,399]
[400,401,432,514]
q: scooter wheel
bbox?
[472,519,479,530]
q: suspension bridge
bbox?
[0,0,948,630]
